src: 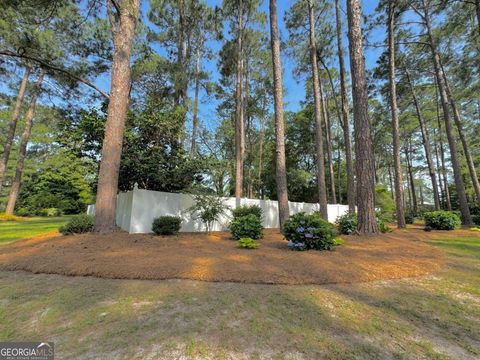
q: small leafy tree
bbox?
[187,193,229,232]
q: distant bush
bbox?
[424,211,460,230]
[472,215,480,226]
[0,213,26,222]
[404,213,414,225]
[38,208,62,217]
[59,214,93,235]
[377,218,391,233]
[231,205,262,221]
[230,214,263,240]
[152,216,181,235]
[336,213,358,235]
[237,237,260,249]
[282,212,336,251]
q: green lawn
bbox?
[0,216,72,244]
[0,233,479,359]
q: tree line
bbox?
[1,0,479,234]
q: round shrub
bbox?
[152,216,182,235]
[237,237,260,249]
[282,212,336,251]
[424,211,460,230]
[229,214,263,240]
[231,205,262,221]
[336,213,358,235]
[59,214,93,235]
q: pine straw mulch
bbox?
[0,226,461,285]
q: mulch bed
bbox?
[0,227,451,285]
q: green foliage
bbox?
[38,208,63,217]
[231,205,262,221]
[336,213,358,235]
[375,185,396,222]
[405,213,414,225]
[59,214,93,235]
[152,216,181,235]
[377,218,391,233]
[237,237,260,249]
[188,194,229,232]
[60,105,204,193]
[424,211,461,230]
[15,150,95,216]
[0,213,26,222]
[333,237,345,246]
[229,214,263,240]
[282,212,337,251]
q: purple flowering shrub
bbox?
[282,212,336,251]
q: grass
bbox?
[0,230,479,358]
[0,216,72,244]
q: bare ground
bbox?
[0,227,446,284]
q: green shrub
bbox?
[59,214,93,235]
[377,218,391,233]
[152,216,181,235]
[230,214,263,240]
[472,215,480,226]
[237,237,260,249]
[39,208,62,217]
[333,237,345,246]
[424,211,461,230]
[404,213,414,225]
[231,205,262,221]
[187,193,229,232]
[336,213,358,235]
[282,212,336,251]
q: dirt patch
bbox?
[0,227,448,285]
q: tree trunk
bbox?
[269,0,290,228]
[257,110,266,199]
[405,69,441,210]
[190,45,202,158]
[434,81,452,210]
[319,75,337,204]
[442,72,480,204]
[475,0,480,36]
[388,2,406,228]
[0,66,31,198]
[432,126,445,208]
[405,144,418,215]
[5,71,44,215]
[307,0,328,219]
[346,0,378,234]
[235,0,245,200]
[422,1,472,224]
[94,0,140,233]
[335,0,355,213]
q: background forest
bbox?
[1,0,479,228]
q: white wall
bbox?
[87,189,349,233]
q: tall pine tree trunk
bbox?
[388,1,406,228]
[421,1,472,224]
[269,0,290,228]
[335,0,355,213]
[319,75,337,204]
[190,45,202,158]
[346,0,378,234]
[0,66,30,198]
[5,71,44,215]
[94,0,140,233]
[405,69,441,210]
[442,73,480,204]
[308,0,328,219]
[435,81,452,210]
[235,0,245,200]
[404,144,418,215]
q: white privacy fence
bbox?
[88,189,350,233]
